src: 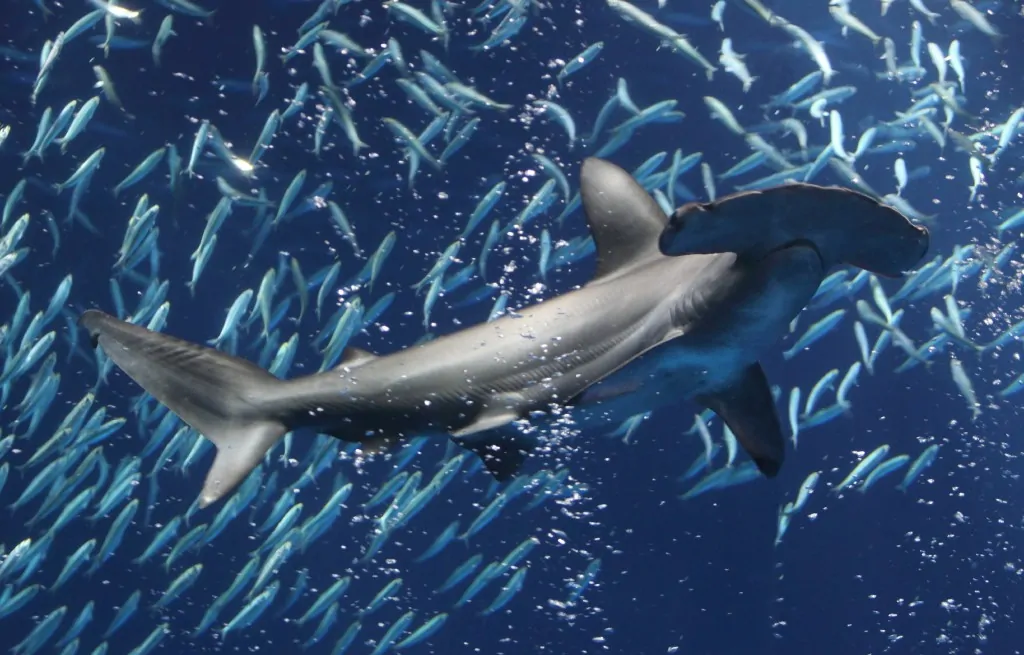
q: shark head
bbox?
[660,182,930,277]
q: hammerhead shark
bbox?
[80,157,929,507]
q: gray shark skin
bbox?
[79,157,929,508]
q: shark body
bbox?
[80,157,929,507]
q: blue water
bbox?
[1,0,1023,654]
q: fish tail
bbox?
[79,310,289,509]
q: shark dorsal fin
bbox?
[579,157,668,283]
[335,346,376,369]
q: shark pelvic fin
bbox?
[696,362,785,478]
[579,157,667,282]
[79,310,288,508]
[451,407,520,438]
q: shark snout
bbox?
[658,183,930,278]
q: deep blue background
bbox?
[1,0,1023,654]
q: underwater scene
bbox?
[0,0,1023,653]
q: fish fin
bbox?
[451,407,520,437]
[579,157,667,283]
[453,430,538,481]
[79,310,288,508]
[696,362,785,478]
[335,346,376,368]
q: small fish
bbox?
[558,42,604,84]
[833,445,891,493]
[711,1,725,30]
[949,357,981,421]
[152,15,176,66]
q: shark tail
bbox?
[79,310,288,508]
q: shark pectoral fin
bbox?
[579,157,668,282]
[453,430,539,481]
[79,309,288,508]
[450,397,535,481]
[696,362,785,478]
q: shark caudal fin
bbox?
[79,310,288,508]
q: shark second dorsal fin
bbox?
[336,346,376,369]
[579,157,668,283]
